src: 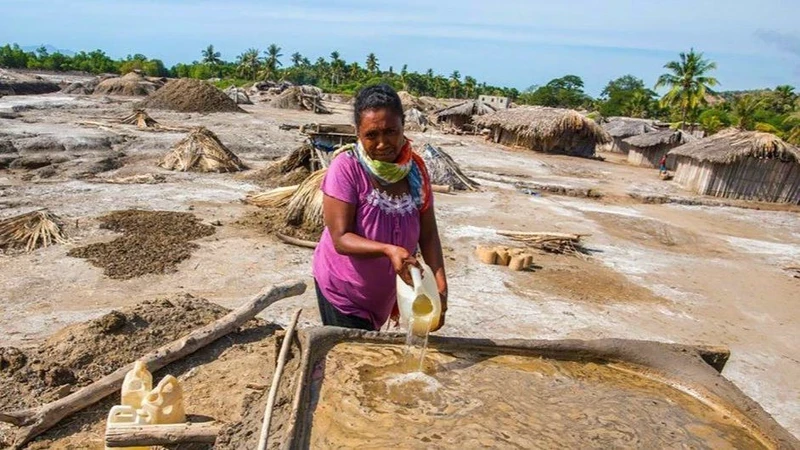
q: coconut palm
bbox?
[366,53,379,74]
[449,70,461,98]
[464,76,477,99]
[784,112,800,145]
[260,44,283,81]
[236,48,261,81]
[655,49,719,129]
[201,45,222,66]
[732,94,765,130]
[772,85,797,114]
[291,52,304,67]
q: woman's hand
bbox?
[385,245,419,286]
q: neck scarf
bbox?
[350,138,432,213]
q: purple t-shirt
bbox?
[312,152,423,329]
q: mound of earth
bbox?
[93,72,162,96]
[0,294,285,449]
[0,69,60,96]
[67,210,216,279]
[138,78,246,113]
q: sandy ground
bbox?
[0,91,798,442]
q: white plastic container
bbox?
[105,405,152,450]
[140,375,186,424]
[396,263,441,335]
[121,361,153,409]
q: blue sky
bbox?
[2,0,799,96]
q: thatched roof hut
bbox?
[474,106,612,158]
[624,129,696,169]
[94,72,162,96]
[159,127,246,173]
[600,117,659,153]
[434,100,496,132]
[668,129,800,203]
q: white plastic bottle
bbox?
[121,361,153,409]
[396,263,441,335]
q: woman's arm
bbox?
[324,194,417,284]
[418,206,448,330]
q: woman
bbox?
[312,84,448,331]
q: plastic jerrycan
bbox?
[140,375,186,424]
[105,405,152,450]
[396,262,441,335]
[121,361,153,408]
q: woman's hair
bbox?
[353,84,404,129]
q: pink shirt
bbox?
[312,152,423,329]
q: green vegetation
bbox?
[1,42,797,143]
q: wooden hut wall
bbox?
[494,127,595,158]
[673,156,800,203]
[608,138,633,154]
[627,144,677,169]
[439,114,471,129]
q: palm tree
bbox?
[236,48,261,81]
[699,114,724,135]
[625,91,652,118]
[464,76,477,99]
[201,45,222,66]
[260,44,283,81]
[291,52,303,67]
[400,64,409,91]
[366,53,379,74]
[449,70,461,98]
[772,85,797,114]
[783,112,800,145]
[732,94,765,130]
[655,49,719,129]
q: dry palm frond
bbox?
[245,185,299,208]
[285,169,326,231]
[0,209,68,252]
[159,127,246,173]
[497,230,588,256]
[417,144,479,191]
[119,109,159,129]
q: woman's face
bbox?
[357,107,404,163]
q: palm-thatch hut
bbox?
[624,129,696,169]
[601,117,659,153]
[159,127,246,173]
[434,100,497,132]
[669,129,800,203]
[473,106,612,157]
[94,72,162,96]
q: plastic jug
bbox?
[105,405,152,450]
[121,361,153,409]
[140,375,186,424]
[396,263,441,335]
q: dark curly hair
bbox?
[353,84,404,129]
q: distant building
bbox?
[478,95,510,109]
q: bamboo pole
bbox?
[257,308,302,450]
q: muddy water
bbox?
[309,343,767,449]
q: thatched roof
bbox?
[602,117,658,138]
[473,106,612,144]
[623,129,696,149]
[435,100,496,118]
[0,209,67,252]
[416,144,479,190]
[159,127,246,172]
[669,129,800,164]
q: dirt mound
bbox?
[0,294,283,449]
[67,210,215,279]
[0,69,60,95]
[93,72,161,97]
[138,78,246,113]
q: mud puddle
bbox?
[309,343,766,449]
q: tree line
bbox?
[1,43,797,143]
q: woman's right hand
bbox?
[385,245,419,286]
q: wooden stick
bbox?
[257,308,302,450]
[0,281,306,450]
[276,232,318,249]
[105,422,220,447]
[431,184,453,193]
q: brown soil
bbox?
[507,253,666,304]
[137,78,246,113]
[93,72,160,97]
[0,294,284,449]
[240,164,311,189]
[234,208,322,243]
[67,210,216,279]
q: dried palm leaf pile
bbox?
[159,127,246,173]
[271,86,330,114]
[417,143,479,191]
[0,209,68,253]
[240,143,314,188]
[497,230,588,256]
[244,185,299,208]
[285,169,326,232]
[118,109,159,129]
